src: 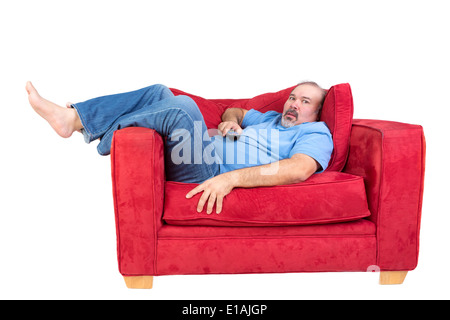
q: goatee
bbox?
[281,108,298,128]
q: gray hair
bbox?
[293,81,327,113]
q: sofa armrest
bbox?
[343,119,426,271]
[111,127,165,276]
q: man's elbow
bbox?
[285,168,312,184]
[289,160,320,183]
[292,170,313,183]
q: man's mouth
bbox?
[284,109,298,120]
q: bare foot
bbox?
[66,102,81,133]
[26,81,81,138]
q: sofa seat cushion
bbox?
[163,171,370,227]
[158,218,375,238]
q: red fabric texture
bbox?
[158,214,375,275]
[158,218,375,238]
[156,235,376,275]
[343,119,426,271]
[163,171,370,226]
[171,83,354,173]
[321,84,354,171]
[111,127,165,276]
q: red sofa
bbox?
[110,83,425,288]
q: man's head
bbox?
[280,81,326,128]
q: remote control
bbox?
[226,130,241,137]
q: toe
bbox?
[25,81,32,94]
[26,81,37,95]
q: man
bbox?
[26,81,333,215]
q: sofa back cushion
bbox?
[320,84,354,171]
[171,83,353,172]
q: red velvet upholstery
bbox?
[157,219,376,274]
[343,119,426,271]
[321,84,354,171]
[163,172,370,226]
[110,85,425,281]
[157,222,376,274]
[111,127,165,276]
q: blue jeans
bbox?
[71,84,220,183]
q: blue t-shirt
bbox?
[212,109,334,174]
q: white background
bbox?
[1,0,449,300]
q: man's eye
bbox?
[289,97,295,100]
[302,100,310,104]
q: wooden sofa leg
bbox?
[379,271,408,285]
[123,276,154,289]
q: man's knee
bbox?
[172,95,202,119]
[152,83,169,92]
[173,94,196,107]
[149,83,173,99]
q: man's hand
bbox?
[219,108,248,135]
[218,121,243,136]
[186,173,236,214]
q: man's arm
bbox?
[221,107,248,125]
[186,153,319,214]
[217,108,248,136]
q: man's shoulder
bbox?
[249,109,281,116]
[300,121,331,134]
[243,109,281,127]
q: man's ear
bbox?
[316,108,322,121]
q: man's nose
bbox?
[290,100,300,109]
